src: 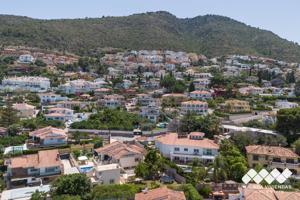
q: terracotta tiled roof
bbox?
[189,132,205,137]
[95,88,111,92]
[190,90,211,94]
[245,145,299,158]
[162,93,187,98]
[7,149,61,169]
[241,184,300,200]
[181,100,207,105]
[13,103,35,110]
[95,141,146,160]
[135,187,186,200]
[156,133,219,149]
[29,126,67,139]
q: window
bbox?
[135,158,140,162]
[174,147,180,152]
[253,155,259,161]
[194,149,199,154]
[184,148,188,152]
[205,149,212,155]
[45,167,57,173]
[109,179,115,184]
[286,159,295,164]
[273,157,281,162]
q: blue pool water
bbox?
[79,165,93,173]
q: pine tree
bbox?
[189,82,195,92]
[0,102,19,127]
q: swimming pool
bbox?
[79,165,93,173]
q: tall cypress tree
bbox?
[0,100,19,127]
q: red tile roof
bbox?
[29,126,67,140]
[95,141,146,159]
[7,149,61,169]
[156,133,219,149]
[135,187,186,200]
[245,145,299,158]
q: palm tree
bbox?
[212,156,227,183]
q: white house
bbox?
[137,93,156,106]
[140,105,160,123]
[239,86,264,96]
[38,93,68,104]
[189,90,212,100]
[29,126,68,146]
[59,79,107,94]
[194,73,213,79]
[5,150,62,188]
[155,132,219,164]
[92,164,121,185]
[18,54,35,63]
[193,78,210,89]
[165,63,176,71]
[102,94,125,109]
[275,100,298,109]
[181,100,208,115]
[1,76,50,92]
[94,141,146,170]
[1,185,50,200]
[45,107,74,122]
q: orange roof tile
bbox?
[135,187,186,200]
[29,126,67,140]
[156,133,219,149]
[245,145,299,158]
[7,149,61,169]
[95,141,146,159]
[181,100,207,105]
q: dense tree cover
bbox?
[135,149,185,181]
[0,103,19,128]
[180,184,203,200]
[197,184,212,198]
[286,71,296,84]
[20,115,65,130]
[30,191,47,200]
[70,108,149,131]
[51,174,91,199]
[34,59,47,67]
[276,107,300,144]
[242,119,267,129]
[213,140,247,182]
[188,82,195,92]
[52,195,81,200]
[160,74,186,93]
[0,134,28,148]
[1,12,300,61]
[185,165,207,186]
[91,184,143,200]
[295,81,300,97]
[26,93,41,104]
[135,149,164,180]
[292,139,300,155]
[179,112,220,138]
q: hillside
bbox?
[0,11,300,62]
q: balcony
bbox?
[270,161,299,169]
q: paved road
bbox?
[67,128,168,137]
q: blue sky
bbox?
[1,0,299,43]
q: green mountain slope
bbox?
[0,11,299,62]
